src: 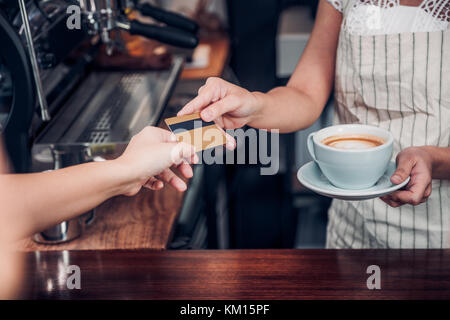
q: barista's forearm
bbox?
[246,1,339,133]
[0,160,132,241]
[248,87,326,133]
[421,146,450,180]
[246,0,339,133]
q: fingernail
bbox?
[154,181,163,189]
[178,108,189,116]
[226,137,236,149]
[391,175,401,183]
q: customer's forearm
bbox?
[248,86,326,133]
[421,146,450,179]
[0,160,132,241]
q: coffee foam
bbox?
[321,134,385,150]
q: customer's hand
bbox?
[178,77,262,149]
[114,126,198,196]
[380,147,433,207]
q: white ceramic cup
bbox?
[307,124,394,190]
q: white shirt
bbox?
[327,0,449,35]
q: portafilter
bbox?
[78,0,199,54]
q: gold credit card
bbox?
[164,113,226,151]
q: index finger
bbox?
[178,89,214,116]
[214,123,236,150]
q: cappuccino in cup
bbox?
[307,125,393,190]
[321,134,386,150]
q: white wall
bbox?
[156,0,228,26]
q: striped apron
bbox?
[326,1,450,248]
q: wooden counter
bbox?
[21,249,450,299]
[180,35,230,80]
[18,187,185,251]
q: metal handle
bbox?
[307,132,317,161]
[18,0,51,121]
[138,3,198,33]
[118,20,198,49]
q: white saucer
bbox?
[297,161,410,201]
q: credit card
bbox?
[164,113,227,151]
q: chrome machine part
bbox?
[33,56,183,156]
[18,0,50,121]
[0,58,13,130]
[33,216,86,244]
[78,0,198,54]
[78,0,121,54]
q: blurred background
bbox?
[153,0,333,248]
[160,0,335,250]
[0,0,334,251]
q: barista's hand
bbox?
[178,77,262,149]
[380,147,433,207]
[114,126,198,196]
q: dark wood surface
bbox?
[21,249,450,299]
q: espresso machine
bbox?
[0,0,198,243]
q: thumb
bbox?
[391,154,415,184]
